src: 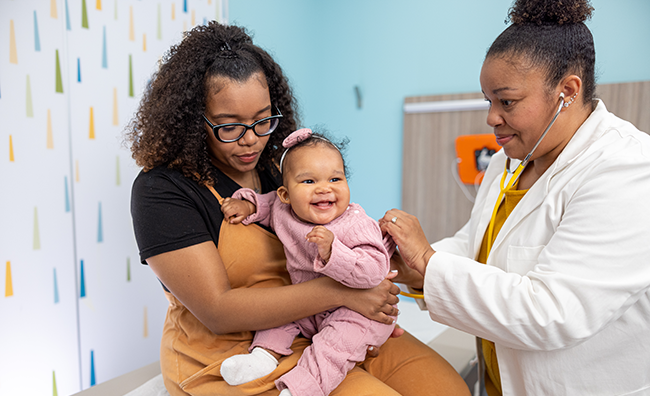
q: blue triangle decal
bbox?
[53,268,59,303]
[80,260,86,298]
[102,26,107,69]
[65,0,71,30]
[34,11,41,51]
[64,176,70,212]
[97,202,103,243]
[90,350,96,386]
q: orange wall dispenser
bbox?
[455,134,501,184]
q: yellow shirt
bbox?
[476,183,528,396]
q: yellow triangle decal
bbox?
[47,109,54,149]
[89,107,95,139]
[9,135,15,162]
[50,0,58,18]
[10,20,18,64]
[5,261,14,297]
[129,6,135,41]
[143,306,149,338]
[112,88,119,126]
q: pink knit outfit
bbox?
[232,188,395,396]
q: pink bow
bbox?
[282,128,312,148]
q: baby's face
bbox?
[278,144,350,225]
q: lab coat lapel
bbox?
[470,151,509,260]
[486,100,607,259]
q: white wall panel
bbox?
[1,1,227,394]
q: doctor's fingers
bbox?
[380,209,405,226]
[381,211,425,242]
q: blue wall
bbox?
[230,0,650,220]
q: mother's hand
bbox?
[343,271,401,325]
[389,251,424,290]
[379,209,435,277]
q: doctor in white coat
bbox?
[381,0,650,395]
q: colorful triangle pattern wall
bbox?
[1,1,229,394]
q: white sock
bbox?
[220,347,279,386]
[279,389,293,396]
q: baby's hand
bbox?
[306,226,334,263]
[221,197,256,224]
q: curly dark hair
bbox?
[487,0,596,108]
[124,22,300,186]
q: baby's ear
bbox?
[277,187,291,204]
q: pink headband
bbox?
[279,128,340,173]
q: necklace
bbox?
[252,170,261,193]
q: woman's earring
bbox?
[563,93,578,108]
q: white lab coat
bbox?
[423,100,650,395]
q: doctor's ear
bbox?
[559,75,582,108]
[277,186,291,204]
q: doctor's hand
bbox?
[379,209,435,277]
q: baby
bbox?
[219,128,396,396]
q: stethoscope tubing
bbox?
[507,93,566,175]
[487,93,566,255]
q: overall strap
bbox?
[206,184,224,205]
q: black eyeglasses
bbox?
[203,107,283,143]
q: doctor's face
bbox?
[480,56,567,165]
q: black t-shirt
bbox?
[130,165,281,265]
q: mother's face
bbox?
[203,72,272,180]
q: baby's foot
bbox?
[220,347,279,385]
[279,389,293,396]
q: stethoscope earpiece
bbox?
[562,92,578,108]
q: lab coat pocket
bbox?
[507,245,545,275]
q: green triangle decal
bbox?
[128,54,134,97]
[55,50,63,93]
[33,207,41,250]
[26,75,34,117]
[53,370,58,396]
[82,0,89,28]
[116,155,121,185]
[157,4,162,40]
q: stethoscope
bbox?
[402,92,569,300]
[485,92,567,255]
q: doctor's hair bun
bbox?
[508,0,594,25]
